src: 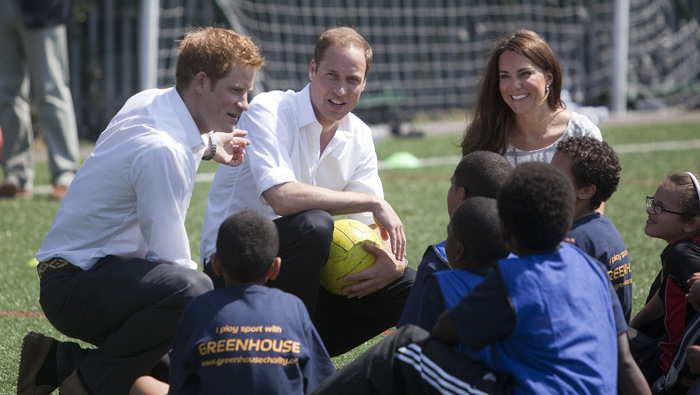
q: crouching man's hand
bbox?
[341,242,406,299]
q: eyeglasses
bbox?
[646,196,690,217]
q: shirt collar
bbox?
[297,84,320,128]
[296,83,352,139]
[169,86,206,149]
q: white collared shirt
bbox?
[36,87,206,270]
[200,84,382,263]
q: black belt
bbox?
[37,257,77,279]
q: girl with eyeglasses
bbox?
[629,170,700,391]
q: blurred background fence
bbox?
[67,0,700,140]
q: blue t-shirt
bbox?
[569,212,632,322]
[169,284,335,394]
[397,241,450,327]
[416,268,486,332]
[449,243,618,394]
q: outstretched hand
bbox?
[214,130,251,167]
[341,242,405,299]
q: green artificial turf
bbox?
[0,119,699,392]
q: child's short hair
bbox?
[454,151,513,198]
[216,209,279,283]
[663,170,700,222]
[498,162,575,252]
[555,136,621,209]
[451,197,509,267]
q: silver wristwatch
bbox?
[203,132,217,161]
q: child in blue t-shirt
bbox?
[432,162,618,394]
[309,196,512,395]
[132,209,335,394]
[415,196,509,332]
[550,136,633,322]
[551,136,649,394]
[310,163,623,395]
[397,150,512,327]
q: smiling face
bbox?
[195,64,256,133]
[308,45,367,129]
[645,183,695,245]
[498,50,552,115]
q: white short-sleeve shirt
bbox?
[36,87,207,270]
[200,84,383,263]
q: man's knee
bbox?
[176,269,213,302]
[276,209,334,248]
[301,209,334,245]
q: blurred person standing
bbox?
[0,0,80,199]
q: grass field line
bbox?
[374,138,700,169]
[0,310,45,318]
[612,138,700,154]
[31,138,700,194]
[190,138,700,181]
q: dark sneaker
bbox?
[16,331,57,395]
[0,182,32,199]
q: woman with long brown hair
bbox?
[461,30,602,166]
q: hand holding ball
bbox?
[320,219,382,295]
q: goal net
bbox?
[179,0,700,123]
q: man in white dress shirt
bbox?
[200,27,415,357]
[16,28,264,395]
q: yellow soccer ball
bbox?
[320,219,382,295]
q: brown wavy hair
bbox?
[175,27,264,90]
[461,30,564,156]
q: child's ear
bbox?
[455,241,467,262]
[577,184,596,201]
[500,222,515,252]
[210,253,224,276]
[683,217,700,235]
[266,257,282,281]
[457,186,467,202]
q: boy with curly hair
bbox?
[551,136,633,321]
